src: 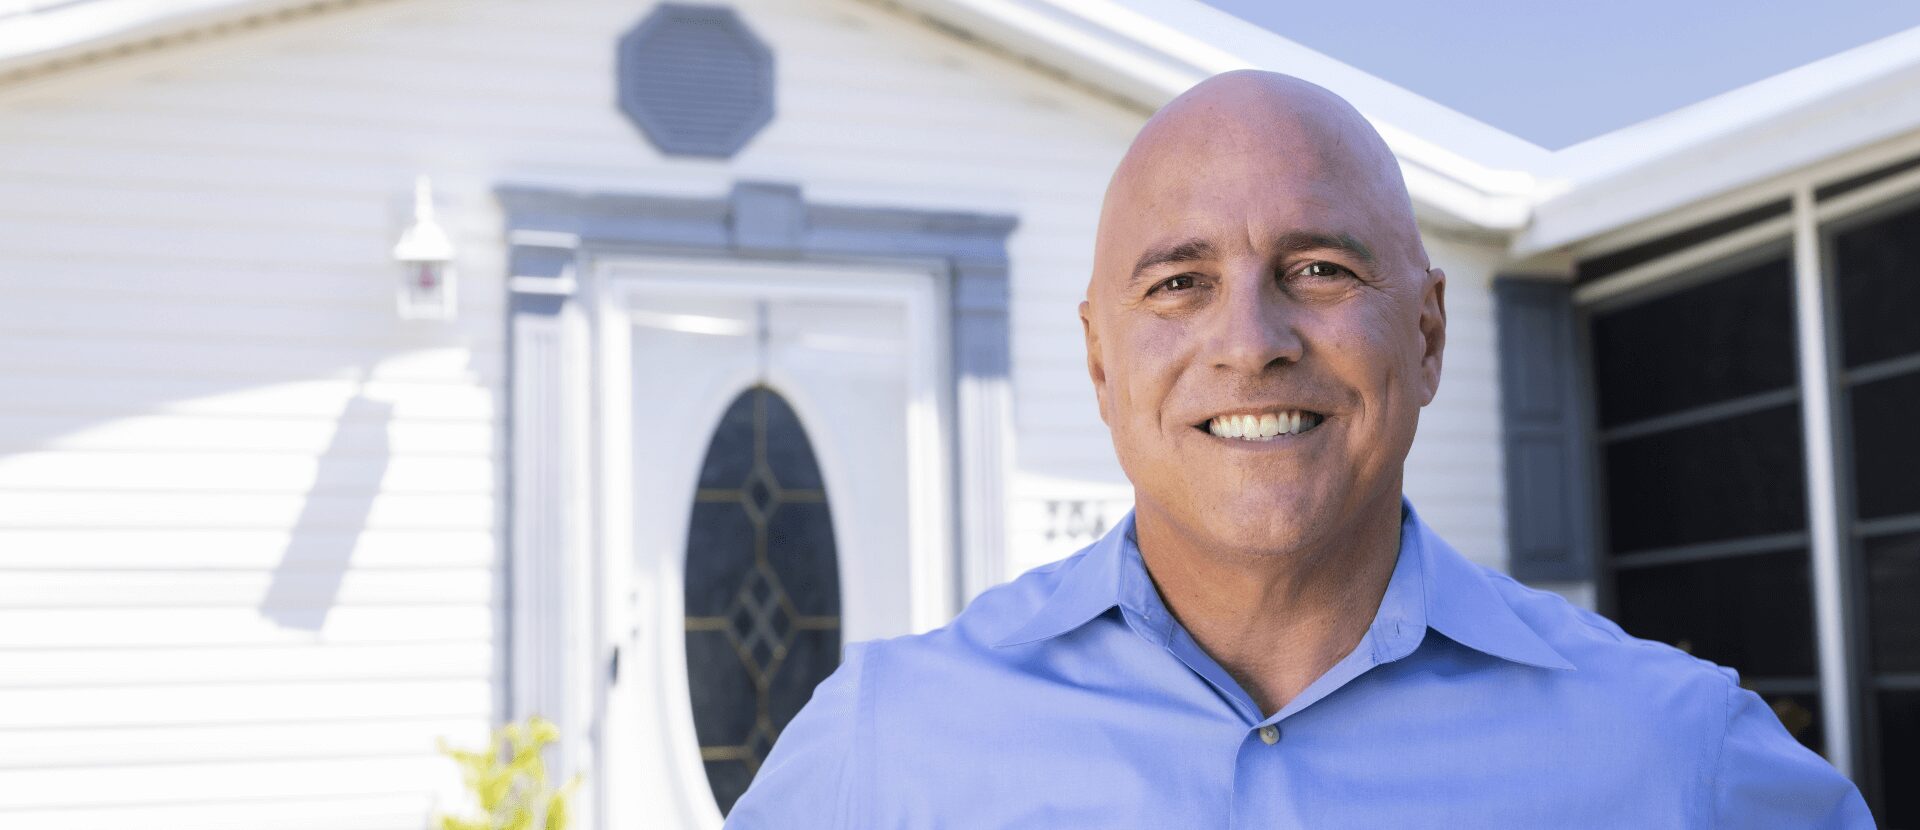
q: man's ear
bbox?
[1417,267,1446,407]
[1079,299,1110,425]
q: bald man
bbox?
[727,71,1872,827]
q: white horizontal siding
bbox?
[0,0,1144,825]
[0,607,494,647]
[0,794,443,830]
[0,643,496,687]
[0,491,493,528]
[0,569,493,607]
[0,528,495,568]
[0,756,462,811]
[1402,235,1511,568]
[7,718,492,767]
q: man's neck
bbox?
[1132,491,1404,718]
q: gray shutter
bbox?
[1493,276,1595,582]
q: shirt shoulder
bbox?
[1474,567,1870,827]
[860,547,1090,670]
[1464,567,1737,760]
[1478,563,1741,690]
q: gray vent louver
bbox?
[617,4,775,158]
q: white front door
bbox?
[594,258,951,829]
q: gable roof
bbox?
[8,0,1920,252]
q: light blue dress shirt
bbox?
[727,494,1874,828]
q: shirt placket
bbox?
[1115,527,1428,827]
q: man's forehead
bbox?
[1118,72,1370,177]
[1088,70,1417,298]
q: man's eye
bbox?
[1297,262,1351,280]
[1157,274,1197,293]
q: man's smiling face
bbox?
[1081,71,1448,560]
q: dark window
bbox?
[1581,191,1920,822]
[1613,550,1816,677]
[1833,198,1920,369]
[1583,250,1821,757]
[1877,690,1920,829]
[1601,403,1807,554]
[1589,255,1796,428]
[1864,531,1920,675]
[1849,368,1920,521]
[1828,190,1920,825]
[684,385,841,815]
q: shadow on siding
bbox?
[260,392,393,630]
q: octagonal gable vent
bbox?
[617,4,775,158]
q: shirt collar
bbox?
[1405,495,1576,671]
[993,494,1575,672]
[991,508,1133,648]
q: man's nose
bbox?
[1206,268,1305,374]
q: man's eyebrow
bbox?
[1129,238,1216,291]
[1273,230,1376,266]
[1127,231,1377,293]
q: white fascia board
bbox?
[0,0,320,77]
[1514,25,1920,256]
[893,0,1547,233]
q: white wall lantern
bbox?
[393,175,457,320]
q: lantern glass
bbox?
[397,259,456,320]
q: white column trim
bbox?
[1791,184,1856,777]
[507,250,600,818]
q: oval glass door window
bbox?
[683,385,842,815]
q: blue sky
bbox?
[1200,1,1920,149]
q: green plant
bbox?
[434,715,583,830]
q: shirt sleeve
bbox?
[723,640,870,829]
[1711,678,1875,828]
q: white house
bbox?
[0,0,1915,827]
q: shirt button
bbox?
[1258,725,1279,745]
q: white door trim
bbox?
[498,180,1018,830]
[590,255,953,829]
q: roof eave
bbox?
[888,0,1543,236]
[1512,25,1920,258]
[0,0,368,84]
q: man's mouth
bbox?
[1194,409,1326,442]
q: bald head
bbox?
[1089,70,1426,304]
[1076,68,1448,567]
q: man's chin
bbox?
[1212,514,1316,555]
[1176,493,1323,553]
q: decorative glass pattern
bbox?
[683,385,841,815]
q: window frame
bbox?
[1567,139,1920,817]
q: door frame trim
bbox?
[496,180,1018,828]
[598,257,946,827]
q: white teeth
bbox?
[1206,410,1320,441]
